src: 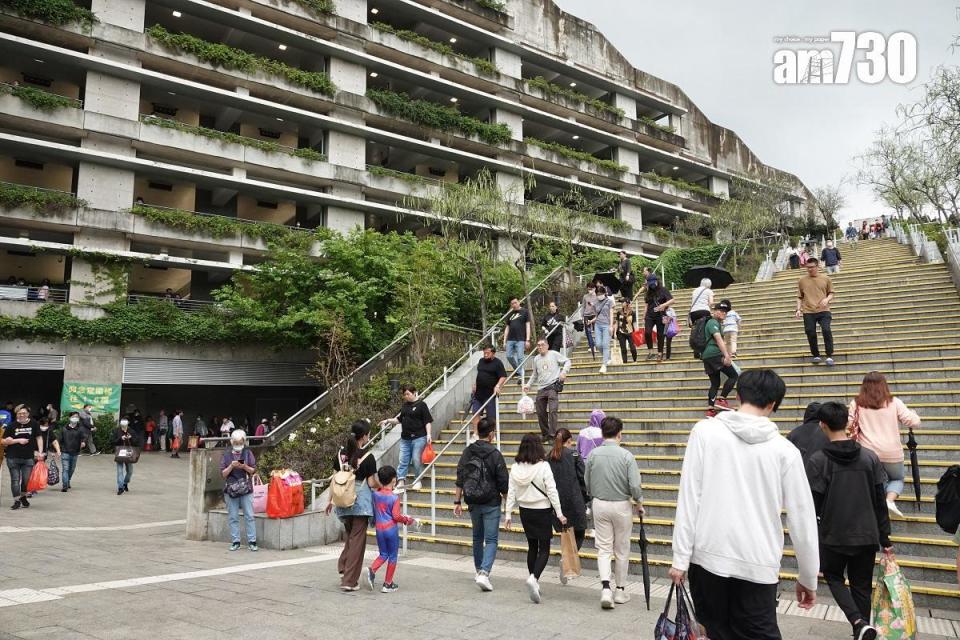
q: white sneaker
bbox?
[526,574,541,604]
[410,481,422,491]
[887,500,904,518]
[475,571,493,592]
[614,588,631,604]
[393,481,405,495]
[600,587,615,609]
[599,365,607,374]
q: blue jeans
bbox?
[61,453,78,488]
[116,462,133,490]
[595,324,611,364]
[883,461,905,496]
[506,340,526,380]
[469,503,502,573]
[397,435,427,482]
[226,491,256,544]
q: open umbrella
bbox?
[592,272,621,296]
[907,427,922,511]
[638,514,651,610]
[683,265,734,289]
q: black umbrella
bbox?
[683,265,735,289]
[638,515,651,610]
[583,319,596,359]
[907,427,922,511]
[592,272,621,296]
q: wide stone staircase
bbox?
[395,238,960,610]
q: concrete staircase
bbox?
[394,239,960,610]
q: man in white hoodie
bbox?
[669,369,819,640]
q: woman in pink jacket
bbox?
[848,371,921,518]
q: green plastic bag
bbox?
[871,552,917,640]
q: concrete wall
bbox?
[0,156,73,191]
[237,195,296,225]
[0,251,66,284]
[133,177,196,210]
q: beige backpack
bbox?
[330,450,371,508]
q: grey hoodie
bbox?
[671,410,820,590]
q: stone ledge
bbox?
[208,506,342,550]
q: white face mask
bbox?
[120,420,129,428]
[232,444,243,452]
[69,416,80,425]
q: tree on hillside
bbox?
[812,183,847,231]
[389,240,454,364]
[708,175,792,272]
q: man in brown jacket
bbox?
[795,257,835,366]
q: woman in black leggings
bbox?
[643,276,675,363]
[505,434,566,604]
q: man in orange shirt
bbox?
[795,257,835,366]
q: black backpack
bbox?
[463,449,498,505]
[935,465,960,534]
[688,316,710,359]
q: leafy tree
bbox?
[812,183,847,232]
[389,240,455,364]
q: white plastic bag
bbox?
[517,394,535,416]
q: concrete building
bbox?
[0,0,812,418]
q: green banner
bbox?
[60,382,122,415]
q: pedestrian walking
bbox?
[846,221,858,244]
[255,418,268,438]
[365,466,416,594]
[548,428,588,573]
[670,369,820,640]
[78,403,98,455]
[787,244,801,269]
[643,276,674,363]
[470,344,507,432]
[576,409,605,460]
[699,301,739,416]
[59,412,83,491]
[720,298,741,358]
[503,297,532,384]
[805,401,890,640]
[581,282,598,345]
[113,418,140,495]
[848,371,921,518]
[796,257,835,366]
[157,409,168,452]
[540,301,566,354]
[45,403,58,424]
[327,420,379,592]
[145,415,156,451]
[171,409,184,458]
[454,417,509,592]
[523,339,571,441]
[36,418,60,495]
[615,299,638,364]
[689,278,713,326]
[504,434,567,604]
[2,405,42,510]
[585,415,643,610]
[221,429,258,552]
[617,250,634,301]
[381,384,433,493]
[590,284,615,373]
[821,240,842,274]
[785,401,828,464]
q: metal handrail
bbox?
[0,179,76,198]
[0,81,83,109]
[0,284,68,303]
[129,202,314,234]
[126,294,219,312]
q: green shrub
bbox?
[525,76,624,119]
[371,22,498,76]
[91,414,118,453]
[291,0,335,16]
[130,204,313,248]
[0,0,96,27]
[367,165,428,184]
[641,172,720,199]
[147,25,336,97]
[638,115,676,135]
[367,88,512,146]
[0,83,78,111]
[0,182,86,214]
[475,0,506,12]
[524,137,627,174]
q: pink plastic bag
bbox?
[252,474,268,513]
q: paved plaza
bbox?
[1,454,958,639]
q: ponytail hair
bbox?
[549,427,573,462]
[344,419,371,469]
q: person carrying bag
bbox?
[221,429,258,551]
[113,418,140,495]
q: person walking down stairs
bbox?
[796,257,836,366]
[643,276,674,363]
[700,301,739,417]
[523,340,571,441]
[847,371,921,519]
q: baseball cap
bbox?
[714,301,731,312]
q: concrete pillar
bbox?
[328,57,366,96]
[614,147,639,175]
[495,171,524,204]
[708,176,730,199]
[334,0,367,24]
[668,113,682,137]
[491,47,522,78]
[68,231,131,305]
[91,0,145,31]
[326,185,364,234]
[327,130,366,170]
[228,250,244,265]
[619,202,642,229]
[496,236,522,265]
[613,93,637,121]
[493,108,523,142]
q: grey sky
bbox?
[554,0,959,223]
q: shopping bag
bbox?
[252,474,268,513]
[114,446,140,464]
[517,394,535,415]
[631,328,645,347]
[421,441,436,465]
[187,435,200,449]
[559,527,582,578]
[266,474,292,518]
[27,461,49,493]
[46,459,60,486]
[871,552,917,639]
[654,583,702,640]
[666,318,680,338]
[171,436,181,452]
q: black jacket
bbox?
[786,402,828,463]
[59,425,84,455]
[806,439,892,549]
[455,440,509,506]
[548,447,588,531]
[113,429,142,448]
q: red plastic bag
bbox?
[631,328,645,347]
[266,472,304,518]
[27,461,49,493]
[421,441,436,465]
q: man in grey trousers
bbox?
[523,339,571,441]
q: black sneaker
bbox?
[20,496,29,508]
[10,500,20,510]
[853,622,877,640]
[123,484,129,493]
[117,488,124,495]
[381,582,399,593]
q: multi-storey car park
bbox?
[0,0,813,415]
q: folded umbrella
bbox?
[638,515,651,610]
[683,265,734,289]
[907,427,922,511]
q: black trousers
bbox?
[620,281,634,301]
[704,356,739,403]
[820,545,876,625]
[519,507,553,579]
[617,332,637,362]
[688,563,781,640]
[688,309,711,326]
[802,312,834,357]
[644,312,665,353]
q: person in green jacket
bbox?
[701,301,739,417]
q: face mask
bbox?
[40,425,49,431]
[69,417,80,425]
[232,444,243,452]
[120,420,129,428]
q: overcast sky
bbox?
[554,0,959,223]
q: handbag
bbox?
[631,328,645,347]
[871,552,917,639]
[47,459,60,486]
[252,474,268,513]
[187,435,200,449]
[224,449,254,498]
[421,441,437,465]
[114,446,141,464]
[573,319,584,332]
[655,583,703,640]
[559,527,582,578]
[666,317,680,338]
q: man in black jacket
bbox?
[59,412,85,491]
[806,402,891,640]
[453,417,509,593]
[786,401,828,463]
